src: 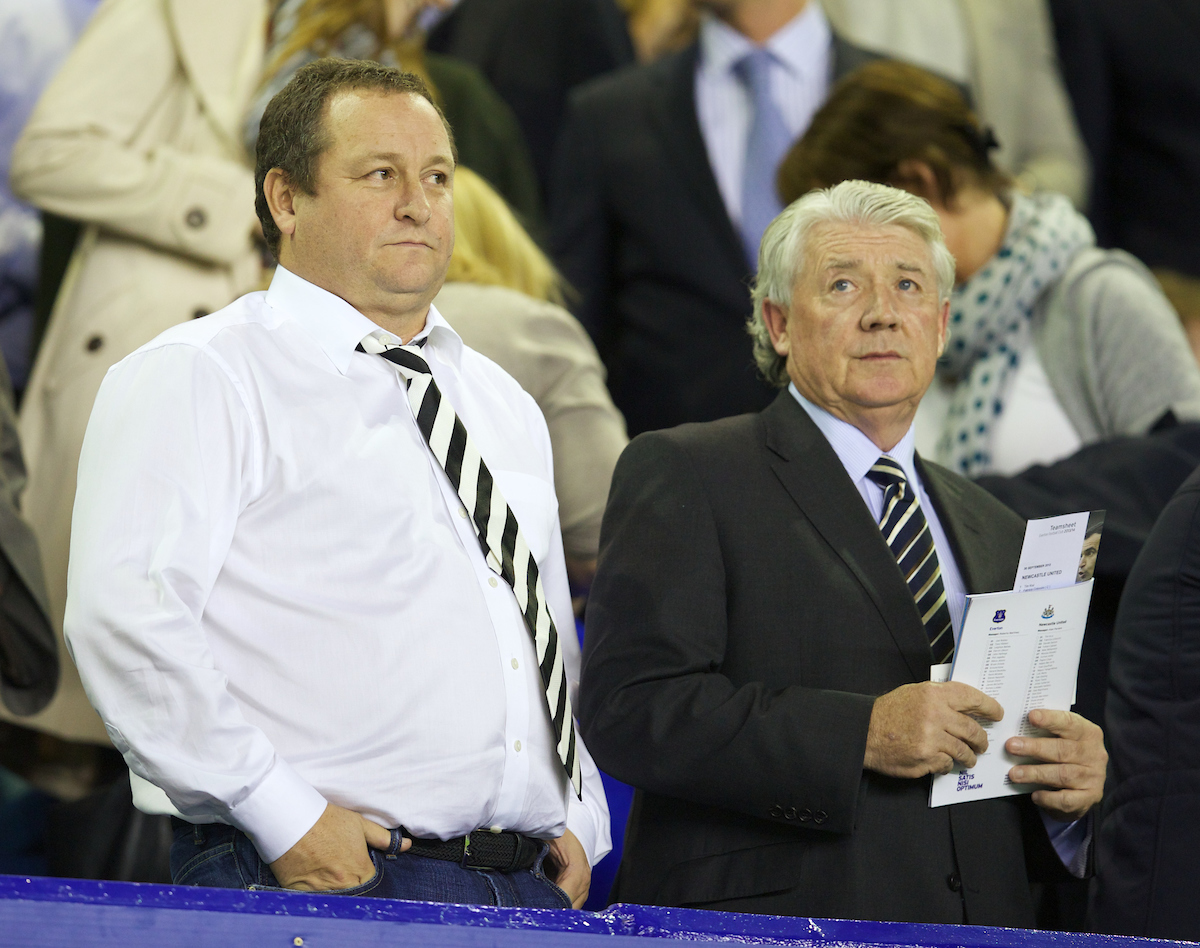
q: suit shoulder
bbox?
[622,412,763,469]
[568,44,693,113]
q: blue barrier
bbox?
[0,874,1192,948]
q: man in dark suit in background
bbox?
[550,0,877,435]
[1048,0,1200,359]
[425,0,634,196]
[580,181,1106,924]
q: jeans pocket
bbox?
[531,842,574,909]
[174,841,239,888]
[249,849,386,897]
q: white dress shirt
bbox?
[65,266,610,866]
[789,384,1088,872]
[695,4,832,227]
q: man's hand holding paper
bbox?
[865,682,1002,777]
[1006,709,1107,822]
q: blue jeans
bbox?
[169,821,573,908]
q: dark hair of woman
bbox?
[777,60,1010,207]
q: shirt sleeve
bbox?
[519,389,613,867]
[65,343,327,863]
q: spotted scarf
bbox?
[935,192,1094,476]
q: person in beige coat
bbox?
[7,0,266,748]
[819,0,1090,207]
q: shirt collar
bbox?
[698,2,831,81]
[265,266,463,374]
[788,382,919,485]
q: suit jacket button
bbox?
[784,807,797,820]
[185,207,207,229]
[798,808,812,822]
[192,308,209,319]
[769,805,784,818]
[813,810,828,824]
[946,872,962,892]
[86,335,104,352]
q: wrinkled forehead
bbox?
[801,221,935,279]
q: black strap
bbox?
[401,828,541,872]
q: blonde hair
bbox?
[446,166,567,306]
[747,180,956,388]
[263,0,434,94]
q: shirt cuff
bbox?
[226,757,328,863]
[566,790,604,867]
[1040,809,1092,879]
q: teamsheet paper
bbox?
[928,509,1102,808]
[929,581,1094,806]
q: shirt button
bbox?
[514,740,522,752]
[511,658,519,669]
[489,825,503,834]
[489,577,498,588]
[458,507,469,519]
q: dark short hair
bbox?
[777,60,1010,207]
[254,58,457,258]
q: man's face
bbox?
[1077,534,1101,582]
[767,221,949,438]
[283,90,455,320]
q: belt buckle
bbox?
[460,831,485,870]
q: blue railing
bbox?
[0,874,1190,948]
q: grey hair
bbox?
[746,180,957,388]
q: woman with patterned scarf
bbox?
[777,60,1200,477]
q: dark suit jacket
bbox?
[1090,464,1200,940]
[1049,0,1200,277]
[0,358,56,717]
[549,39,878,436]
[580,392,1065,925]
[426,0,634,195]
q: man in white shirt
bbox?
[549,0,879,435]
[579,181,1104,923]
[65,58,609,907]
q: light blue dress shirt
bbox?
[694,4,831,228]
[787,384,1089,873]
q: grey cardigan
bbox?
[1033,247,1200,443]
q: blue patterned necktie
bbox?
[866,457,955,665]
[734,47,791,270]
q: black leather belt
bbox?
[402,828,542,872]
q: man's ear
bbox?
[263,168,299,241]
[936,298,951,357]
[761,299,790,357]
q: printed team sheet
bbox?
[929,511,1103,807]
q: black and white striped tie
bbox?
[866,457,955,665]
[360,336,582,797]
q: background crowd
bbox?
[0,0,1198,937]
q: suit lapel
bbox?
[167,0,266,152]
[761,394,932,680]
[650,45,750,281]
[917,456,1005,595]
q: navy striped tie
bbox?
[866,457,955,665]
[359,336,582,797]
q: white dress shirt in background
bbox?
[695,4,832,227]
[65,266,610,866]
